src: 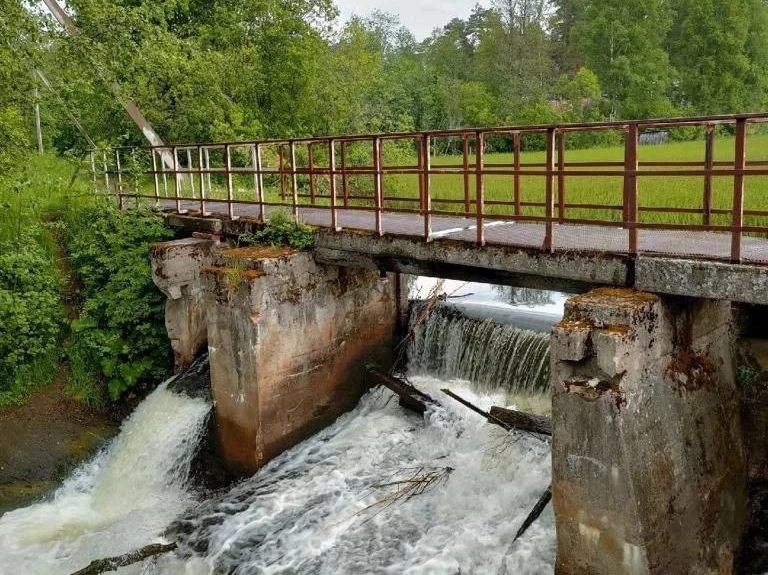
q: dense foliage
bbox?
[64,204,175,403]
[0,154,176,405]
[239,211,314,250]
[4,0,768,158]
[0,231,63,403]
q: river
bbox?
[0,279,562,574]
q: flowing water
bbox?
[408,302,551,398]
[0,381,210,574]
[0,282,561,574]
[159,378,554,575]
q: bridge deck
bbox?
[161,199,768,265]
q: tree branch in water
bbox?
[70,542,177,575]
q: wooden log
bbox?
[440,389,550,440]
[366,366,437,414]
[488,406,552,436]
[513,485,552,542]
[71,543,177,575]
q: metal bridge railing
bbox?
[90,112,768,263]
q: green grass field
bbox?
[120,133,768,231]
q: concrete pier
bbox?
[202,246,403,475]
[551,288,746,575]
[149,236,217,372]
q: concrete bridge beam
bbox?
[551,288,746,574]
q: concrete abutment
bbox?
[551,288,746,575]
[151,239,405,476]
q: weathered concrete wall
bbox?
[551,288,746,575]
[150,236,217,372]
[203,246,402,475]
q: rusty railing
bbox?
[91,112,768,263]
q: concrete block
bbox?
[552,289,745,575]
[636,257,768,306]
[150,237,216,371]
[203,250,400,475]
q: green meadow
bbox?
[168,133,768,231]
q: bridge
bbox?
[98,112,768,304]
[121,113,767,574]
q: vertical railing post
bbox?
[543,128,556,252]
[476,131,485,246]
[462,134,471,215]
[731,118,747,262]
[704,125,714,226]
[340,141,349,208]
[513,132,522,217]
[254,144,264,222]
[115,149,124,210]
[151,149,159,207]
[102,150,110,196]
[329,138,339,231]
[186,148,195,200]
[172,146,182,213]
[224,144,235,220]
[131,148,139,208]
[624,124,639,255]
[423,134,432,241]
[289,140,299,221]
[557,131,566,224]
[373,136,383,236]
[308,143,315,205]
[278,144,286,203]
[204,147,211,195]
[198,146,207,216]
[89,150,98,194]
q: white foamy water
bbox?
[151,377,554,575]
[0,382,211,575]
[411,277,567,333]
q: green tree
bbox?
[667,0,768,114]
[573,0,675,119]
[0,0,41,166]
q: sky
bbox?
[334,0,491,41]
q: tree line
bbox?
[2,0,768,162]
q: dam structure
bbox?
[97,112,768,574]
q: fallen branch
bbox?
[513,485,552,542]
[367,366,437,414]
[71,543,177,575]
[488,406,552,437]
[358,466,454,520]
[441,389,551,439]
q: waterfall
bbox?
[408,302,551,396]
[159,377,554,575]
[0,378,211,575]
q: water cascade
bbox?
[0,286,559,574]
[408,302,551,396]
[0,381,211,575]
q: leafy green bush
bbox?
[63,204,175,403]
[239,210,314,250]
[0,230,63,403]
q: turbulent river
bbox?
[0,280,563,575]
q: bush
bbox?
[0,230,63,403]
[63,203,175,403]
[239,210,314,250]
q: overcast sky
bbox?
[334,0,491,41]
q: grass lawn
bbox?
[124,132,768,231]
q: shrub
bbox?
[239,210,314,250]
[0,230,63,403]
[63,203,175,403]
